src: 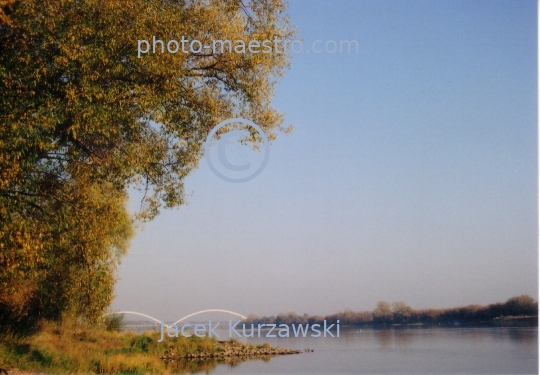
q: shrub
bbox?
[103,314,124,332]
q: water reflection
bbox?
[368,324,538,350]
[374,329,393,348]
[215,326,537,374]
[164,354,276,374]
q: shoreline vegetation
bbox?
[244,295,538,327]
[0,320,301,374]
[0,295,536,374]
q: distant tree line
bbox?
[245,295,538,326]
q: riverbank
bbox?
[0,320,300,374]
[350,315,538,328]
[244,295,538,328]
[161,340,304,361]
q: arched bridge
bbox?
[173,309,247,325]
[104,309,247,328]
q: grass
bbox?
[0,320,225,374]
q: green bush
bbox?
[104,315,124,332]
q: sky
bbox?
[112,0,538,321]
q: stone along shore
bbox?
[160,340,310,361]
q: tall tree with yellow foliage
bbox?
[0,0,293,332]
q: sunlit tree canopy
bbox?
[0,0,293,330]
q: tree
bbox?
[1,0,292,219]
[504,295,537,316]
[373,301,393,324]
[391,301,413,324]
[0,0,14,25]
[0,0,293,331]
[0,177,133,333]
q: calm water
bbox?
[203,326,538,374]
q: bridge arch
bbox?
[173,309,247,325]
[104,309,247,328]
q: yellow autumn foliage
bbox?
[0,0,293,331]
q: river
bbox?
[206,325,537,374]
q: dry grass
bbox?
[0,320,220,374]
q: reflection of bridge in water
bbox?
[104,309,248,330]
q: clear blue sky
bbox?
[112,0,537,320]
